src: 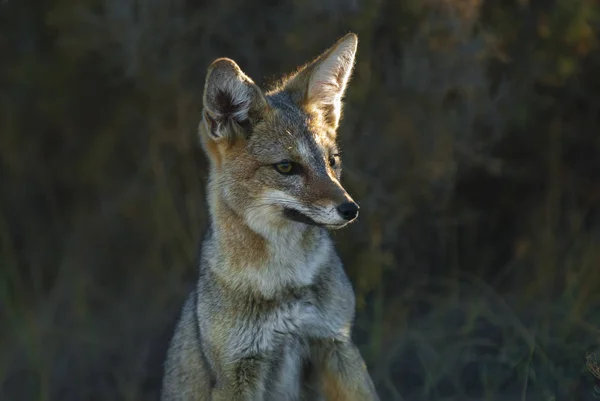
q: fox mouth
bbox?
[282,207,349,229]
[282,207,321,227]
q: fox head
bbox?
[199,33,359,236]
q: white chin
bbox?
[321,222,350,230]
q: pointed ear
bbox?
[284,33,358,128]
[202,58,268,141]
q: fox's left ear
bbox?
[285,33,358,129]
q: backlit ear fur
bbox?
[284,33,358,128]
[202,58,268,141]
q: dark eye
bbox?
[274,160,298,175]
[329,154,339,167]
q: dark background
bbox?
[2,0,600,400]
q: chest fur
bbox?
[227,297,318,359]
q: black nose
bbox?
[336,202,359,221]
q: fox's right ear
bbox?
[202,58,268,141]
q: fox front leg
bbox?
[211,356,269,401]
[311,338,380,401]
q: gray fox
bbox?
[161,33,380,401]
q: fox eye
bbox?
[274,160,298,175]
[329,154,339,167]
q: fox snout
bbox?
[274,173,360,230]
[281,198,359,229]
[316,180,359,222]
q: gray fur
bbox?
[161,33,380,401]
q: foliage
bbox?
[1,0,600,399]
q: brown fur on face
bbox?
[204,103,352,230]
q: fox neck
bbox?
[205,185,332,297]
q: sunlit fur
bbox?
[161,33,380,401]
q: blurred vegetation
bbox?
[1,0,600,400]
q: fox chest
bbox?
[227,300,317,358]
[226,303,314,401]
